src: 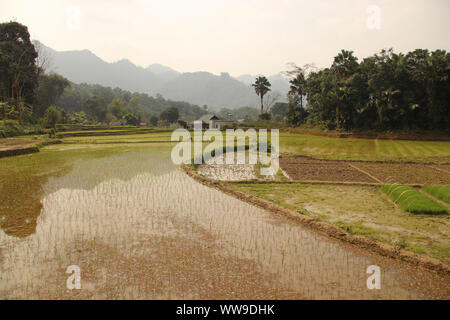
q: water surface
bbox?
[0,144,448,299]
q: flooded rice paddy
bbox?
[0,144,448,299]
[197,152,259,181]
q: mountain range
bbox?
[36,41,289,109]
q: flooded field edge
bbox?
[181,165,450,276]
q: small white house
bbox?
[195,114,234,130]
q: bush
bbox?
[0,120,42,137]
[0,120,24,137]
[258,113,272,121]
[381,185,448,215]
[157,119,170,128]
[423,186,450,205]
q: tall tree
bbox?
[34,73,70,116]
[0,48,12,119]
[286,68,308,126]
[85,95,107,122]
[160,106,179,123]
[0,22,39,121]
[252,76,271,115]
[44,105,62,135]
[408,49,449,129]
[332,50,359,79]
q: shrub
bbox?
[381,185,448,215]
[423,186,450,205]
[0,120,25,137]
[157,119,170,128]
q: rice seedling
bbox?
[0,139,447,299]
[422,185,450,205]
[381,185,449,215]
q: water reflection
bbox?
[0,178,43,238]
[0,145,172,238]
[0,145,448,299]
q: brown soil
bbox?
[435,165,450,174]
[280,156,450,185]
[0,137,36,151]
[280,157,377,183]
[0,138,61,158]
[353,162,450,185]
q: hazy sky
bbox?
[1,0,449,76]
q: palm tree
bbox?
[289,72,306,109]
[252,76,271,115]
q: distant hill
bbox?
[157,72,261,109]
[36,41,288,109]
[146,63,180,81]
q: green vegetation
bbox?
[252,76,271,115]
[381,185,448,215]
[43,106,61,136]
[0,22,38,122]
[279,133,450,162]
[34,73,70,117]
[159,106,180,123]
[423,185,450,204]
[0,120,42,137]
[270,102,288,121]
[0,21,209,138]
[229,183,450,261]
[62,132,174,144]
[284,49,449,132]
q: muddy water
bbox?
[0,145,448,299]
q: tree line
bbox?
[56,82,207,126]
[284,49,449,131]
[252,49,449,132]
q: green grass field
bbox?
[62,132,174,144]
[280,133,450,162]
[423,185,450,204]
[46,128,450,163]
[381,185,448,215]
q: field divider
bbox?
[220,179,386,186]
[181,164,450,275]
[347,163,383,183]
[279,167,291,180]
[430,165,450,174]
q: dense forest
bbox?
[55,83,208,125]
[285,49,450,132]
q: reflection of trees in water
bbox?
[0,147,173,238]
[0,177,44,238]
[43,148,173,193]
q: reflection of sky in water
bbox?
[0,146,441,299]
